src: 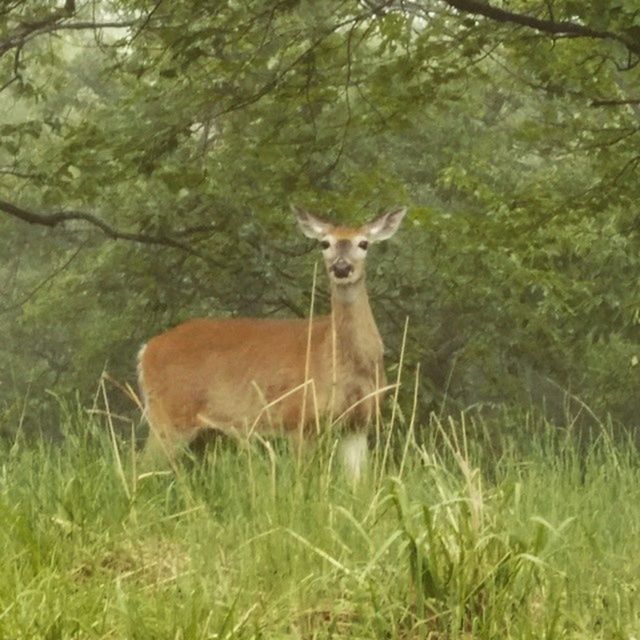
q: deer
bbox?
[137,205,406,479]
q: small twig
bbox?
[0,243,84,313]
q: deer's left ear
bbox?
[363,207,407,242]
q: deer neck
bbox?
[329,278,383,368]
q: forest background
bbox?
[1,0,639,437]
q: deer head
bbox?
[293,206,407,287]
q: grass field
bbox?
[1,404,639,639]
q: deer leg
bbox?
[340,431,368,482]
[140,430,180,469]
[140,402,192,470]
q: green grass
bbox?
[1,406,640,639]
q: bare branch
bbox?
[0,0,76,58]
[0,243,85,314]
[0,0,138,62]
[0,167,38,179]
[130,0,164,42]
[438,0,640,56]
[32,20,137,32]
[0,43,23,93]
[591,98,640,107]
[0,197,224,268]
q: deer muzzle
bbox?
[331,259,354,279]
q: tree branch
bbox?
[0,197,224,267]
[591,98,640,107]
[0,167,38,178]
[0,43,23,93]
[439,0,640,56]
[213,7,382,119]
[0,243,84,313]
[0,0,75,58]
[0,0,138,61]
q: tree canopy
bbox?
[1,0,639,433]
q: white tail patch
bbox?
[136,343,148,407]
[340,432,368,482]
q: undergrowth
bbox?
[1,405,639,639]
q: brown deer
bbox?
[137,206,406,478]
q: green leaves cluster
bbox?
[1,0,639,430]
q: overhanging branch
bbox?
[0,0,75,58]
[0,197,223,267]
[0,1,138,60]
[439,0,640,56]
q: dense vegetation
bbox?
[2,411,640,638]
[1,3,639,637]
[1,0,638,432]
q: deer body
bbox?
[138,207,406,478]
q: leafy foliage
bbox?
[0,0,639,430]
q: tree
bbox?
[1,0,639,433]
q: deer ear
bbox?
[292,205,332,239]
[363,207,407,241]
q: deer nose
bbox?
[331,259,353,279]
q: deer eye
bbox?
[358,240,369,250]
[319,240,330,250]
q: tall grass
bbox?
[1,402,640,638]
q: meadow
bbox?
[2,4,639,638]
[1,398,639,640]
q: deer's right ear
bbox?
[292,205,332,239]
